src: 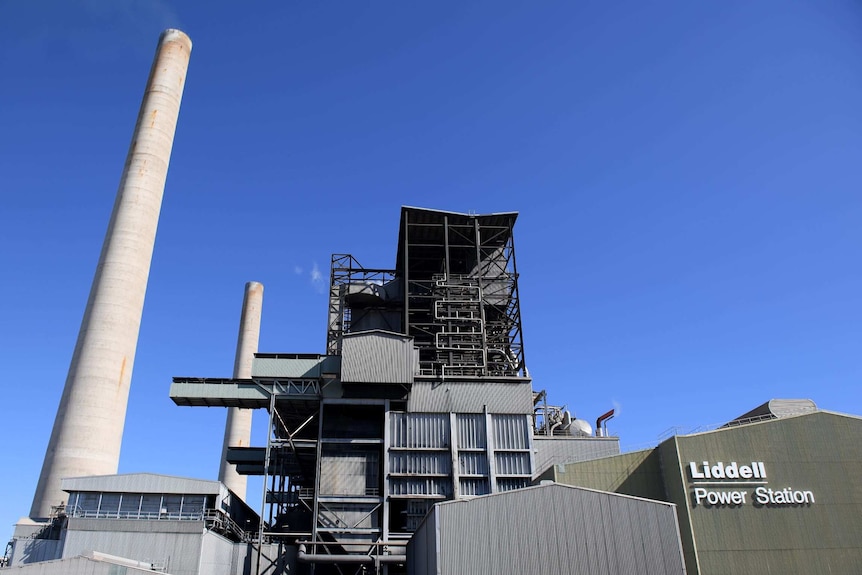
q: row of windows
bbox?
[67,492,209,520]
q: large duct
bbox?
[219,281,264,500]
[30,29,192,518]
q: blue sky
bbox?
[2,0,861,535]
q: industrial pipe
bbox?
[596,409,615,437]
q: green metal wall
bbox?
[673,411,862,575]
[543,448,666,501]
[552,411,862,575]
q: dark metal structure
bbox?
[170,207,614,574]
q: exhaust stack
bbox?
[30,29,192,518]
[219,281,264,500]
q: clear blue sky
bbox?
[2,1,861,535]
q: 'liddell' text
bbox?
[689,461,765,480]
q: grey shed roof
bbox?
[61,473,223,495]
[726,398,818,426]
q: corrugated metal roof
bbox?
[61,473,223,495]
[726,398,817,425]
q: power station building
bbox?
[5,28,861,575]
[6,206,687,574]
[541,400,862,574]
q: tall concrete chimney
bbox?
[218,281,264,500]
[30,29,192,518]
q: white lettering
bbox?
[725,462,739,478]
[690,462,705,479]
[693,488,747,507]
[739,465,752,479]
[753,486,814,506]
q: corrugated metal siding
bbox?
[8,539,61,567]
[456,414,486,448]
[674,411,862,575]
[495,477,529,492]
[341,332,416,383]
[62,529,204,575]
[251,356,325,378]
[61,473,222,495]
[67,518,205,534]
[198,531,236,575]
[417,484,684,575]
[408,381,532,413]
[319,450,378,495]
[532,436,621,476]
[3,556,163,575]
[458,452,488,475]
[458,478,490,496]
[494,452,530,475]
[390,413,450,448]
[391,451,451,475]
[407,505,438,575]
[550,448,666,501]
[390,477,450,497]
[491,414,529,449]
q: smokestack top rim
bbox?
[159,28,192,50]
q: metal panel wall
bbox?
[494,452,530,475]
[61,528,204,575]
[491,414,529,449]
[2,555,164,575]
[456,413,486,448]
[390,413,450,448]
[319,449,379,495]
[341,332,417,384]
[545,448,667,501]
[391,451,451,475]
[407,484,685,575]
[407,505,437,575]
[532,436,621,476]
[390,477,451,497]
[407,381,532,414]
[251,356,326,378]
[198,531,236,575]
[674,411,862,575]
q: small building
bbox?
[407,483,686,575]
[541,402,862,575]
[8,473,268,575]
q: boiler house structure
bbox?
[167,206,685,574]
